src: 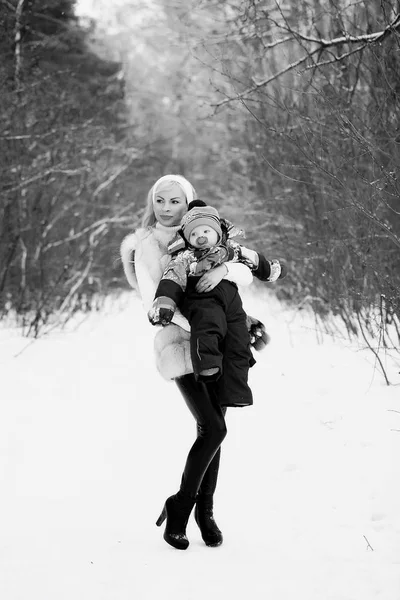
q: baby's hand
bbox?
[148,296,176,325]
[195,264,228,293]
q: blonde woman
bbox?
[121,174,274,550]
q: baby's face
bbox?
[189,224,219,249]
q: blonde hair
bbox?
[141,174,197,227]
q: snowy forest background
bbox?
[1,0,399,364]
[1,4,400,596]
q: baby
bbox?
[148,204,285,404]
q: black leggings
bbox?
[175,373,227,498]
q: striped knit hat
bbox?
[181,206,222,243]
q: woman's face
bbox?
[153,183,188,226]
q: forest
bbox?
[1,0,399,366]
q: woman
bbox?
[120,174,272,550]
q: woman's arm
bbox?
[121,230,191,332]
[120,234,139,289]
[135,259,160,312]
[237,243,287,282]
[253,254,286,282]
[120,231,164,311]
[195,262,253,293]
[224,261,253,286]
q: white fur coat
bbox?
[120,224,193,380]
[120,223,253,381]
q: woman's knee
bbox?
[216,421,228,444]
[198,418,227,445]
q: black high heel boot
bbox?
[194,495,223,547]
[156,491,196,550]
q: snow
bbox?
[1,290,399,600]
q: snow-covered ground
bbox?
[1,290,399,600]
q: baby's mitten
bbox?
[268,259,287,282]
[246,315,271,351]
[148,296,176,326]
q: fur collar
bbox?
[120,223,180,289]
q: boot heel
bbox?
[156,493,195,550]
[156,506,166,527]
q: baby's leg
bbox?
[218,294,253,406]
[184,297,227,381]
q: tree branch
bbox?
[285,127,400,251]
[14,0,25,90]
[287,12,400,47]
[214,13,400,106]
[2,0,16,11]
[93,163,132,197]
[42,214,133,252]
[214,47,321,107]
[3,167,90,194]
[303,43,368,71]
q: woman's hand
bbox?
[196,264,228,293]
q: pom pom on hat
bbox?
[187,199,207,210]
[181,205,222,243]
